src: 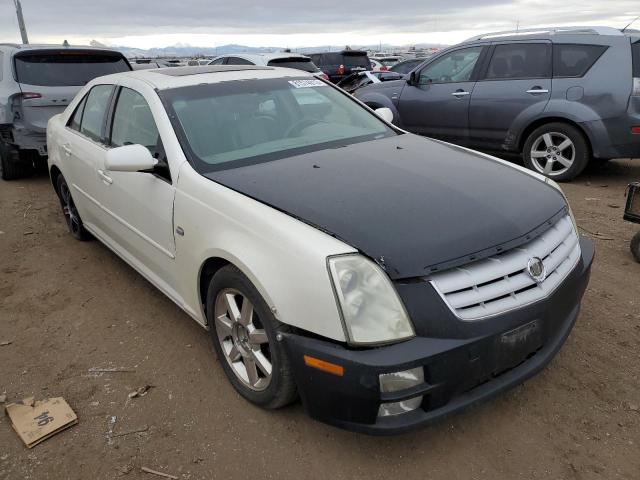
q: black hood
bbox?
[205,134,566,280]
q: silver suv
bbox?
[355,26,640,181]
[0,44,131,179]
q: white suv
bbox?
[0,43,130,179]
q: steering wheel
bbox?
[284,118,327,138]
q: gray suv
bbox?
[0,44,131,180]
[355,26,640,180]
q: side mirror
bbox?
[374,107,394,123]
[105,144,157,172]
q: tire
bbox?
[0,142,34,180]
[56,174,91,241]
[631,232,640,264]
[523,122,590,182]
[206,265,297,409]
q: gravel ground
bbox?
[1,159,639,480]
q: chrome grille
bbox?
[429,215,580,320]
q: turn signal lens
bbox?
[303,355,344,376]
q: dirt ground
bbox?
[1,159,639,480]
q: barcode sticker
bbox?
[288,79,327,88]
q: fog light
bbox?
[378,367,424,417]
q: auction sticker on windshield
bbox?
[288,79,327,88]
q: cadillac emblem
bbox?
[526,257,547,283]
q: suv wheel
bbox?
[0,142,34,180]
[523,123,589,181]
[206,265,297,409]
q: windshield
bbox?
[161,77,396,172]
[14,50,130,86]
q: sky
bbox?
[0,0,638,49]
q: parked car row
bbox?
[355,26,640,180]
[45,63,593,433]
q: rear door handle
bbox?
[61,144,72,156]
[526,87,549,94]
[97,169,113,185]
[451,90,470,98]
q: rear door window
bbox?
[14,51,130,86]
[485,43,551,80]
[553,44,608,78]
[79,85,114,143]
[68,95,88,131]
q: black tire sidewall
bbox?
[523,122,590,181]
[206,265,296,409]
[631,232,640,263]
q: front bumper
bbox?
[283,236,594,434]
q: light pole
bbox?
[13,0,29,44]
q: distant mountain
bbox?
[91,40,448,59]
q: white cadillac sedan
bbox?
[47,65,593,434]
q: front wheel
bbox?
[206,265,297,409]
[523,123,590,181]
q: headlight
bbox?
[327,254,415,345]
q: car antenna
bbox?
[622,15,640,32]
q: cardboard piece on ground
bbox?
[5,397,77,448]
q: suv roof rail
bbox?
[464,26,624,42]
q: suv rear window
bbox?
[553,44,607,78]
[343,52,370,68]
[267,58,319,73]
[633,41,640,77]
[14,51,130,86]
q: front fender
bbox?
[174,163,356,342]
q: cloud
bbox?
[0,0,637,46]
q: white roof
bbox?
[94,65,314,90]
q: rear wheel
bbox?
[206,265,297,409]
[523,123,590,181]
[56,174,91,241]
[0,142,34,180]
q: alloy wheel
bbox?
[530,132,575,176]
[214,288,272,391]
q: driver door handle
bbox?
[451,90,470,98]
[97,169,113,185]
[61,144,72,156]
[526,87,549,94]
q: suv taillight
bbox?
[337,64,345,75]
[633,78,640,96]
[21,92,42,100]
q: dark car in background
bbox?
[0,44,131,179]
[355,26,640,180]
[390,58,425,74]
[308,50,371,83]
